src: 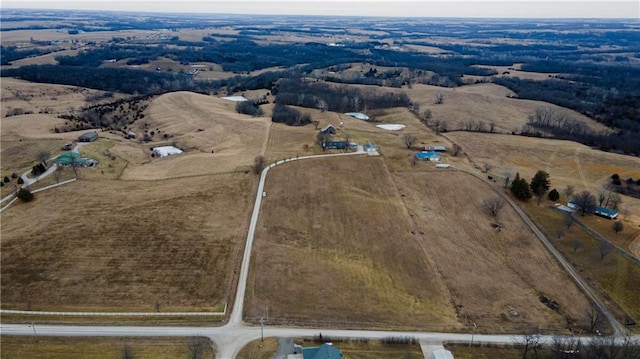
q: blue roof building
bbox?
[303,343,343,359]
[567,200,618,219]
[416,151,441,161]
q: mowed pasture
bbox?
[395,171,592,332]
[445,132,640,224]
[247,156,460,330]
[1,171,252,312]
[406,83,610,134]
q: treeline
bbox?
[272,104,311,126]
[53,39,360,73]
[0,46,50,65]
[274,78,411,113]
[1,65,207,94]
[493,75,640,154]
[520,107,640,154]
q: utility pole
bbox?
[469,322,477,347]
[259,317,265,342]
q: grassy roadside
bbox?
[0,313,226,326]
[0,336,215,359]
[520,201,640,332]
[446,344,552,359]
[236,338,279,359]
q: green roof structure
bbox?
[53,152,82,166]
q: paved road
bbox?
[2,146,634,358]
[0,322,591,358]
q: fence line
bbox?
[1,305,226,317]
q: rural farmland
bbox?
[1,7,640,358]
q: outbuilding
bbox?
[320,124,337,135]
[416,151,441,161]
[432,349,454,359]
[78,131,99,142]
[344,112,370,121]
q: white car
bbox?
[262,192,266,197]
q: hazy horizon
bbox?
[2,0,639,19]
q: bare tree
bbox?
[69,156,81,179]
[563,215,574,230]
[612,221,624,234]
[452,144,461,156]
[552,335,582,358]
[599,241,613,261]
[556,229,565,239]
[434,91,445,104]
[37,150,51,164]
[54,165,63,183]
[402,133,418,149]
[482,196,505,218]
[516,328,542,359]
[422,109,432,120]
[586,335,618,358]
[618,335,640,359]
[344,132,352,152]
[563,184,575,198]
[122,344,134,359]
[571,239,583,252]
[587,306,604,333]
[573,191,597,216]
[597,187,609,207]
[483,163,492,173]
[607,192,622,210]
[187,337,209,359]
[253,155,265,175]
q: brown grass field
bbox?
[445,132,640,225]
[1,172,252,312]
[247,156,460,330]
[407,83,610,134]
[246,155,591,332]
[0,336,215,359]
[2,69,637,333]
[119,92,270,180]
[394,171,592,332]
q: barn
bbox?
[320,124,337,135]
[78,131,99,142]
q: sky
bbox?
[1,0,639,18]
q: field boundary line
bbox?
[0,178,77,213]
[0,304,226,317]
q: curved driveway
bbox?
[1,146,633,358]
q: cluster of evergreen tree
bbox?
[511,170,557,202]
[511,173,532,201]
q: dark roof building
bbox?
[320,124,337,135]
[78,131,99,142]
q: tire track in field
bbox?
[574,147,588,188]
